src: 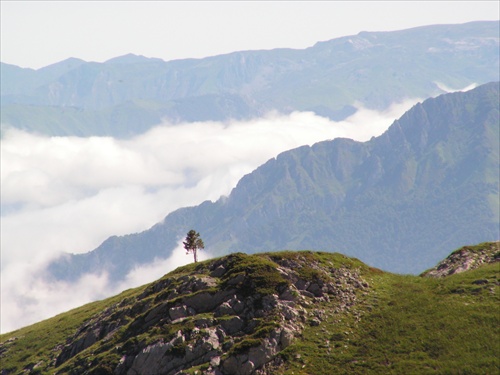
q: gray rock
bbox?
[279,304,299,321]
[210,355,221,367]
[280,328,295,348]
[300,290,315,298]
[260,294,278,312]
[194,317,215,328]
[211,265,227,278]
[220,316,245,335]
[169,305,191,321]
[193,276,219,291]
[247,338,276,369]
[203,328,221,350]
[423,243,500,278]
[240,360,255,375]
[144,302,168,324]
[309,317,321,326]
[295,279,309,290]
[307,282,324,297]
[127,341,171,375]
[55,328,99,366]
[279,286,298,302]
[226,273,246,286]
[215,302,234,317]
[228,296,246,314]
[221,356,239,374]
[184,290,234,313]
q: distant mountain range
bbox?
[2,21,499,137]
[48,81,500,282]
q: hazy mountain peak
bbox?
[104,53,164,64]
[38,57,87,70]
[2,21,498,135]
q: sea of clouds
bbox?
[1,101,419,333]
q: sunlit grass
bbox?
[1,249,498,374]
[278,262,500,374]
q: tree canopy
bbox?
[183,230,204,263]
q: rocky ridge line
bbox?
[421,242,499,278]
[45,252,369,375]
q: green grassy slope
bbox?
[282,262,499,374]
[1,244,499,374]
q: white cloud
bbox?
[0,101,419,333]
[434,81,478,93]
[0,240,213,333]
[117,241,213,290]
[0,262,111,334]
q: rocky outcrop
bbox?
[5,247,500,375]
[51,252,369,375]
[421,242,499,278]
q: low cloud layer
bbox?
[1,101,418,333]
[434,81,477,93]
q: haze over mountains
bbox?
[1,21,499,333]
[1,21,499,137]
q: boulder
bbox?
[220,316,245,335]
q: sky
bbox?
[0,1,498,333]
[1,1,499,69]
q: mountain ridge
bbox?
[2,242,499,374]
[48,82,500,283]
[1,21,498,137]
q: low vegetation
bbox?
[280,262,499,374]
[1,244,498,374]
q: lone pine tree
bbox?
[183,229,205,263]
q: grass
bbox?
[0,287,141,374]
[277,261,500,374]
[1,248,499,374]
[221,253,289,297]
[448,241,500,257]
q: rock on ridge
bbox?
[421,242,499,278]
[51,252,369,375]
